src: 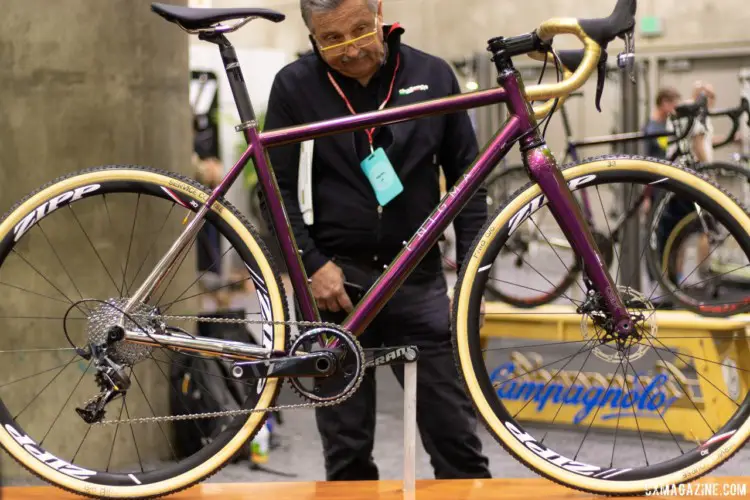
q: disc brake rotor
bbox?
[581,286,657,363]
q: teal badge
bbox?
[360,147,403,206]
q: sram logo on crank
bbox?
[14,184,101,242]
[366,346,419,367]
[5,424,97,480]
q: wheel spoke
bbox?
[126,203,177,294]
[40,359,93,445]
[527,214,586,297]
[131,368,178,461]
[119,194,141,297]
[68,205,122,296]
[36,222,92,314]
[14,354,79,420]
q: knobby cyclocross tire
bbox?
[453,155,750,496]
[0,166,289,499]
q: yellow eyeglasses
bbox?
[317,16,380,56]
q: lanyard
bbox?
[327,53,401,154]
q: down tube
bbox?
[343,116,522,336]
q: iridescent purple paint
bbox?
[207,68,628,337]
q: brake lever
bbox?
[617,30,636,84]
[594,50,608,112]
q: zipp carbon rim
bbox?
[453,156,750,495]
[0,166,288,499]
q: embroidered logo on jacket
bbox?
[399,84,429,95]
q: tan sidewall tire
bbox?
[454,158,750,494]
[0,168,287,499]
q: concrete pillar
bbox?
[618,64,642,290]
[0,0,192,482]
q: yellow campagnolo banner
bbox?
[482,304,750,441]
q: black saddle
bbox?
[151,3,285,31]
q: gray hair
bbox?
[300,0,378,31]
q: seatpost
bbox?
[200,32,258,132]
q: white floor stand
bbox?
[403,361,417,495]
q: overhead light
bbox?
[466,81,479,91]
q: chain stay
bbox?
[93,313,360,426]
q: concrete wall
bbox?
[1,0,192,481]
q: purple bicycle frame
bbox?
[205,65,632,338]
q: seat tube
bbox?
[496,56,633,334]
[215,37,257,125]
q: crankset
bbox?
[230,350,338,379]
[67,299,420,426]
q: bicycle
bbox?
[644,97,750,314]
[2,1,750,498]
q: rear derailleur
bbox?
[75,327,132,424]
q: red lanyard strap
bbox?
[327,53,401,152]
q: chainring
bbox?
[287,326,365,403]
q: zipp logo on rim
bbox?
[245,263,275,395]
[5,424,97,480]
[507,175,597,235]
[504,421,603,477]
[13,184,101,242]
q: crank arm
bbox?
[230,351,337,380]
[363,345,419,368]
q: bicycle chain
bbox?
[92,313,364,426]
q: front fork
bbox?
[523,144,634,335]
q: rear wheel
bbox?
[0,166,289,499]
[454,156,750,495]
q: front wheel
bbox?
[453,156,750,495]
[0,166,289,499]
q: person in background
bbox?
[642,86,682,161]
[689,82,716,164]
[652,82,716,290]
[263,0,491,482]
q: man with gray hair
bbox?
[263,0,491,481]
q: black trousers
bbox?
[313,256,491,481]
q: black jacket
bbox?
[263,26,487,279]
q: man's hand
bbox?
[311,261,353,313]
